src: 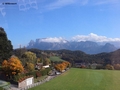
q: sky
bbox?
[0,0,120,49]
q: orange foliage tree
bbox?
[54,61,71,72]
[2,56,24,78]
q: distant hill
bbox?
[13,48,120,66]
[27,38,117,54]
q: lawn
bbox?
[49,56,64,62]
[29,68,120,90]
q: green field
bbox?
[29,68,120,90]
[49,56,64,62]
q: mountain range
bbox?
[27,38,118,54]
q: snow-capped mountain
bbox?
[27,37,117,54]
[35,37,68,43]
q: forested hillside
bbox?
[13,48,120,68]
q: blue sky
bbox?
[0,0,120,48]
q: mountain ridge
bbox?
[27,38,117,54]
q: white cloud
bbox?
[38,37,67,43]
[72,33,120,42]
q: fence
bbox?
[13,68,70,90]
[19,75,56,90]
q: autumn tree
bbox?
[62,61,71,68]
[54,64,62,72]
[0,27,13,64]
[43,58,51,65]
[2,56,24,79]
[26,62,34,72]
[22,51,37,64]
[37,58,41,63]
[113,64,120,70]
[21,51,37,71]
[105,64,114,70]
[54,61,71,72]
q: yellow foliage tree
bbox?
[43,58,51,65]
[22,51,37,64]
[37,58,41,63]
[2,56,24,78]
[105,64,114,70]
[26,62,34,72]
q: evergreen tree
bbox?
[0,27,13,64]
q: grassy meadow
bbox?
[29,68,120,90]
[49,56,64,62]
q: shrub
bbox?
[26,71,37,78]
[13,73,26,82]
[96,65,105,69]
[105,64,114,70]
[40,68,51,76]
[36,71,41,78]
